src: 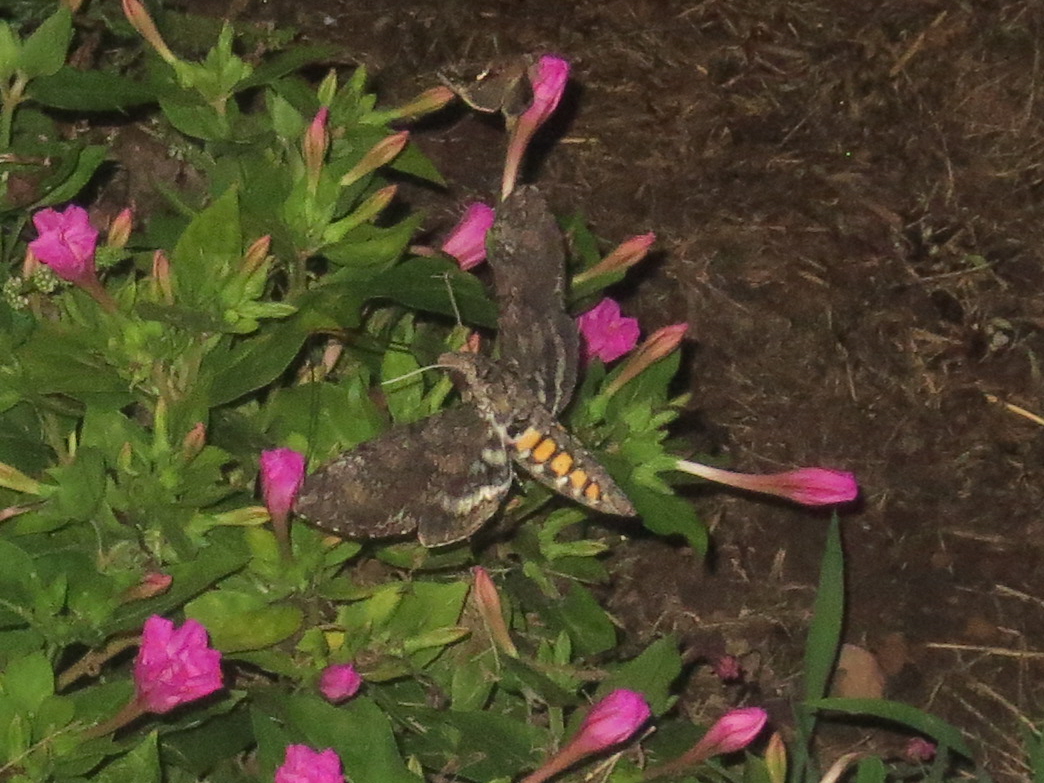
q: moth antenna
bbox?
[380,363,452,386]
[438,271,464,327]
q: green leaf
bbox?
[550,584,616,657]
[45,446,106,523]
[172,187,241,307]
[28,67,157,110]
[205,318,311,406]
[2,653,53,712]
[807,697,972,759]
[280,695,419,783]
[792,515,844,778]
[186,591,303,653]
[19,7,71,79]
[804,516,844,703]
[0,22,20,83]
[628,481,707,554]
[854,755,888,783]
[30,144,107,208]
[238,45,337,90]
[403,707,545,780]
[600,636,681,715]
[366,258,496,327]
[93,731,160,783]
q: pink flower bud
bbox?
[604,322,687,396]
[388,85,456,120]
[340,131,410,187]
[260,448,305,521]
[441,203,496,270]
[181,422,206,462]
[260,447,306,559]
[121,0,177,64]
[903,737,936,763]
[107,207,133,249]
[472,566,518,656]
[712,655,743,683]
[765,732,787,783]
[576,298,640,363]
[673,461,859,507]
[121,572,173,603]
[275,745,344,783]
[693,707,767,756]
[29,205,98,286]
[647,707,767,779]
[133,616,223,714]
[519,689,651,783]
[573,689,652,752]
[575,232,656,284]
[319,664,362,703]
[303,108,330,190]
[241,234,271,276]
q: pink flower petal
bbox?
[260,448,306,520]
[28,205,99,284]
[441,203,495,270]
[134,616,223,713]
[275,745,344,783]
[319,664,362,703]
[577,298,640,363]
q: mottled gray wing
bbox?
[487,185,579,415]
[295,407,513,547]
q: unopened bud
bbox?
[323,185,398,244]
[181,422,206,462]
[242,234,271,276]
[121,572,173,603]
[340,131,410,187]
[604,322,687,396]
[574,232,655,285]
[151,250,173,304]
[472,567,518,657]
[121,0,177,64]
[107,207,133,250]
[317,70,337,106]
[303,108,330,191]
[386,85,455,121]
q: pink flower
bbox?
[519,689,650,783]
[29,205,99,286]
[903,737,936,763]
[441,203,495,270]
[691,707,767,757]
[134,616,223,714]
[319,664,362,703]
[712,655,743,683]
[275,745,344,783]
[502,55,570,199]
[520,55,571,128]
[260,448,306,521]
[577,298,640,363]
[674,462,859,507]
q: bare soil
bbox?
[185,1,1044,778]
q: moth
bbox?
[295,186,636,547]
[439,55,535,122]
